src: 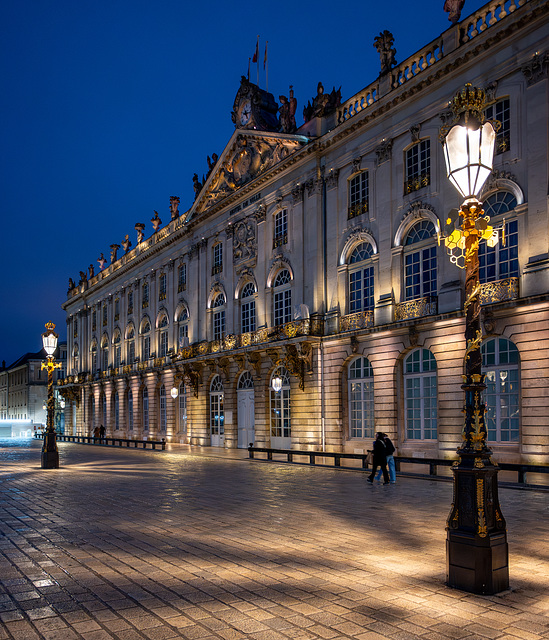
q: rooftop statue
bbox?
[135,223,145,244]
[193,173,204,199]
[303,82,342,122]
[151,211,162,232]
[279,86,297,133]
[444,0,466,24]
[169,196,180,220]
[88,264,94,278]
[97,253,106,270]
[122,234,132,253]
[374,30,397,75]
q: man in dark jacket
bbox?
[375,433,396,483]
[367,432,389,484]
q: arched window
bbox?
[479,193,518,283]
[210,375,224,438]
[212,293,226,341]
[114,392,120,430]
[142,387,149,431]
[159,385,167,432]
[348,357,374,439]
[273,269,292,326]
[101,335,109,371]
[270,366,291,440]
[177,306,189,347]
[113,331,121,368]
[349,243,374,313]
[126,325,135,365]
[240,282,256,334]
[127,390,134,431]
[158,314,169,357]
[404,348,437,440]
[90,340,98,373]
[178,382,187,433]
[481,338,520,442]
[404,221,437,301]
[238,370,254,389]
[140,319,151,361]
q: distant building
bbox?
[61,0,548,464]
[0,343,67,435]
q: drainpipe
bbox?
[321,167,327,452]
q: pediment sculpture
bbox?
[196,134,304,211]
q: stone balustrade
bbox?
[337,83,379,124]
[390,37,444,90]
[459,0,528,44]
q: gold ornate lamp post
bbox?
[41,322,61,469]
[440,85,509,594]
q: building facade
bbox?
[61,0,548,464]
[0,344,67,434]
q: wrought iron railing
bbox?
[479,278,519,305]
[339,311,374,332]
[395,296,438,321]
[404,172,430,195]
[348,200,369,219]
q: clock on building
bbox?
[231,76,279,132]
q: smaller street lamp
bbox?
[170,387,179,399]
[41,322,62,469]
[271,375,282,393]
[440,84,508,594]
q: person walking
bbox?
[93,426,100,442]
[99,424,106,439]
[375,433,396,483]
[367,432,389,484]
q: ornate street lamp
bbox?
[170,387,179,399]
[271,374,282,393]
[440,84,508,594]
[41,322,62,469]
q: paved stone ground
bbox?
[0,439,547,640]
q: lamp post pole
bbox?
[441,85,509,594]
[41,322,61,469]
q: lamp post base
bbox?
[41,431,59,469]
[446,456,509,595]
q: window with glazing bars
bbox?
[349,172,369,218]
[273,209,288,247]
[405,140,430,194]
[485,98,510,155]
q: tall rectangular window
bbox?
[485,98,510,155]
[405,247,437,300]
[405,140,430,194]
[159,273,167,301]
[114,298,120,321]
[213,310,225,341]
[274,290,292,326]
[127,291,133,315]
[273,210,288,248]
[212,244,223,275]
[178,263,187,292]
[349,266,374,313]
[349,172,369,218]
[102,305,108,326]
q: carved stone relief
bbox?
[521,52,548,87]
[233,218,257,268]
[375,139,393,165]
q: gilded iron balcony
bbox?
[479,278,519,305]
[178,283,186,293]
[212,264,223,275]
[395,296,438,321]
[273,233,287,249]
[348,200,369,219]
[339,311,374,332]
[158,292,166,301]
[404,171,430,195]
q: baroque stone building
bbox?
[61,0,548,464]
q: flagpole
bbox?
[256,35,259,86]
[247,57,251,81]
[264,41,269,92]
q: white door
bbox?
[210,376,225,447]
[237,389,255,448]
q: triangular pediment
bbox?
[187,130,309,220]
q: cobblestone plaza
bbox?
[0,440,547,640]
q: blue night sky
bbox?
[0,0,487,367]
